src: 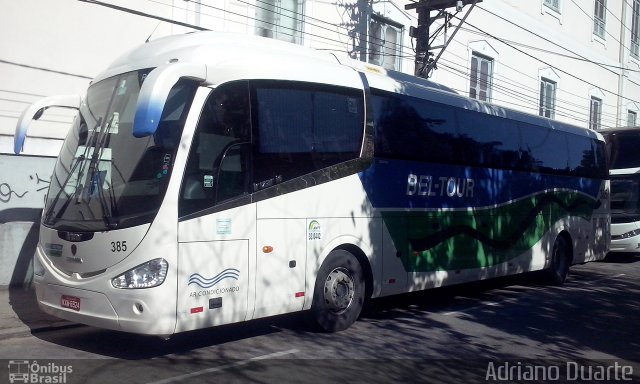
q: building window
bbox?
[255,0,303,44]
[590,97,603,130]
[544,0,560,12]
[632,0,640,58]
[629,110,638,126]
[539,78,556,118]
[469,53,493,102]
[369,15,403,71]
[593,0,606,39]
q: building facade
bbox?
[1,0,639,156]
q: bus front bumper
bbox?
[34,280,176,336]
[609,237,640,253]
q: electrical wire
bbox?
[453,14,640,105]
[6,0,637,129]
[476,5,639,74]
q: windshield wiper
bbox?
[44,107,105,225]
[43,154,85,225]
[88,112,119,230]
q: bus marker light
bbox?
[295,292,305,298]
[262,246,273,253]
[190,307,204,314]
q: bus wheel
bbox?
[311,250,365,332]
[545,234,571,285]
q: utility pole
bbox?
[356,0,371,63]
[406,0,482,78]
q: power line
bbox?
[0,59,93,79]
[454,15,640,105]
[32,0,638,127]
[569,0,626,48]
[78,0,207,31]
[443,36,623,112]
[476,5,639,74]
[438,56,620,128]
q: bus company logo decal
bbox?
[7,360,73,383]
[188,269,240,288]
[188,269,241,298]
[308,220,321,241]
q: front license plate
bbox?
[61,295,81,311]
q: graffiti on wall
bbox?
[0,183,27,203]
[0,173,50,203]
[0,156,57,210]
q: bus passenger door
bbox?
[254,217,307,319]
[176,203,255,333]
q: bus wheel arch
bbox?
[545,231,573,285]
[310,247,367,332]
[334,244,373,301]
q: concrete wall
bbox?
[0,155,56,286]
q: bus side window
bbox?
[252,82,363,190]
[216,143,251,202]
[371,92,458,164]
[179,81,250,217]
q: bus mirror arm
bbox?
[133,62,209,138]
[14,94,82,154]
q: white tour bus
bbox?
[15,32,610,336]
[602,127,640,253]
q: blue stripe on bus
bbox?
[358,158,601,210]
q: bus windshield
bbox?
[610,174,640,223]
[43,70,197,231]
[605,131,640,169]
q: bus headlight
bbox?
[617,229,640,240]
[111,258,168,289]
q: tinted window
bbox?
[372,92,457,164]
[604,132,640,169]
[253,82,364,189]
[610,174,640,223]
[457,109,520,169]
[520,124,570,173]
[372,90,606,179]
[180,81,251,217]
[567,134,607,178]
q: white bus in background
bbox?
[14,32,610,337]
[602,127,640,254]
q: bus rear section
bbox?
[602,127,640,254]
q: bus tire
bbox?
[310,249,365,332]
[544,234,571,285]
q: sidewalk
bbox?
[0,286,76,339]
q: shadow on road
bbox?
[27,258,640,366]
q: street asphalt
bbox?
[0,286,75,340]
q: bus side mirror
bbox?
[133,62,208,138]
[14,94,81,154]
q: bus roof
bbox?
[94,31,601,142]
[600,126,640,135]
